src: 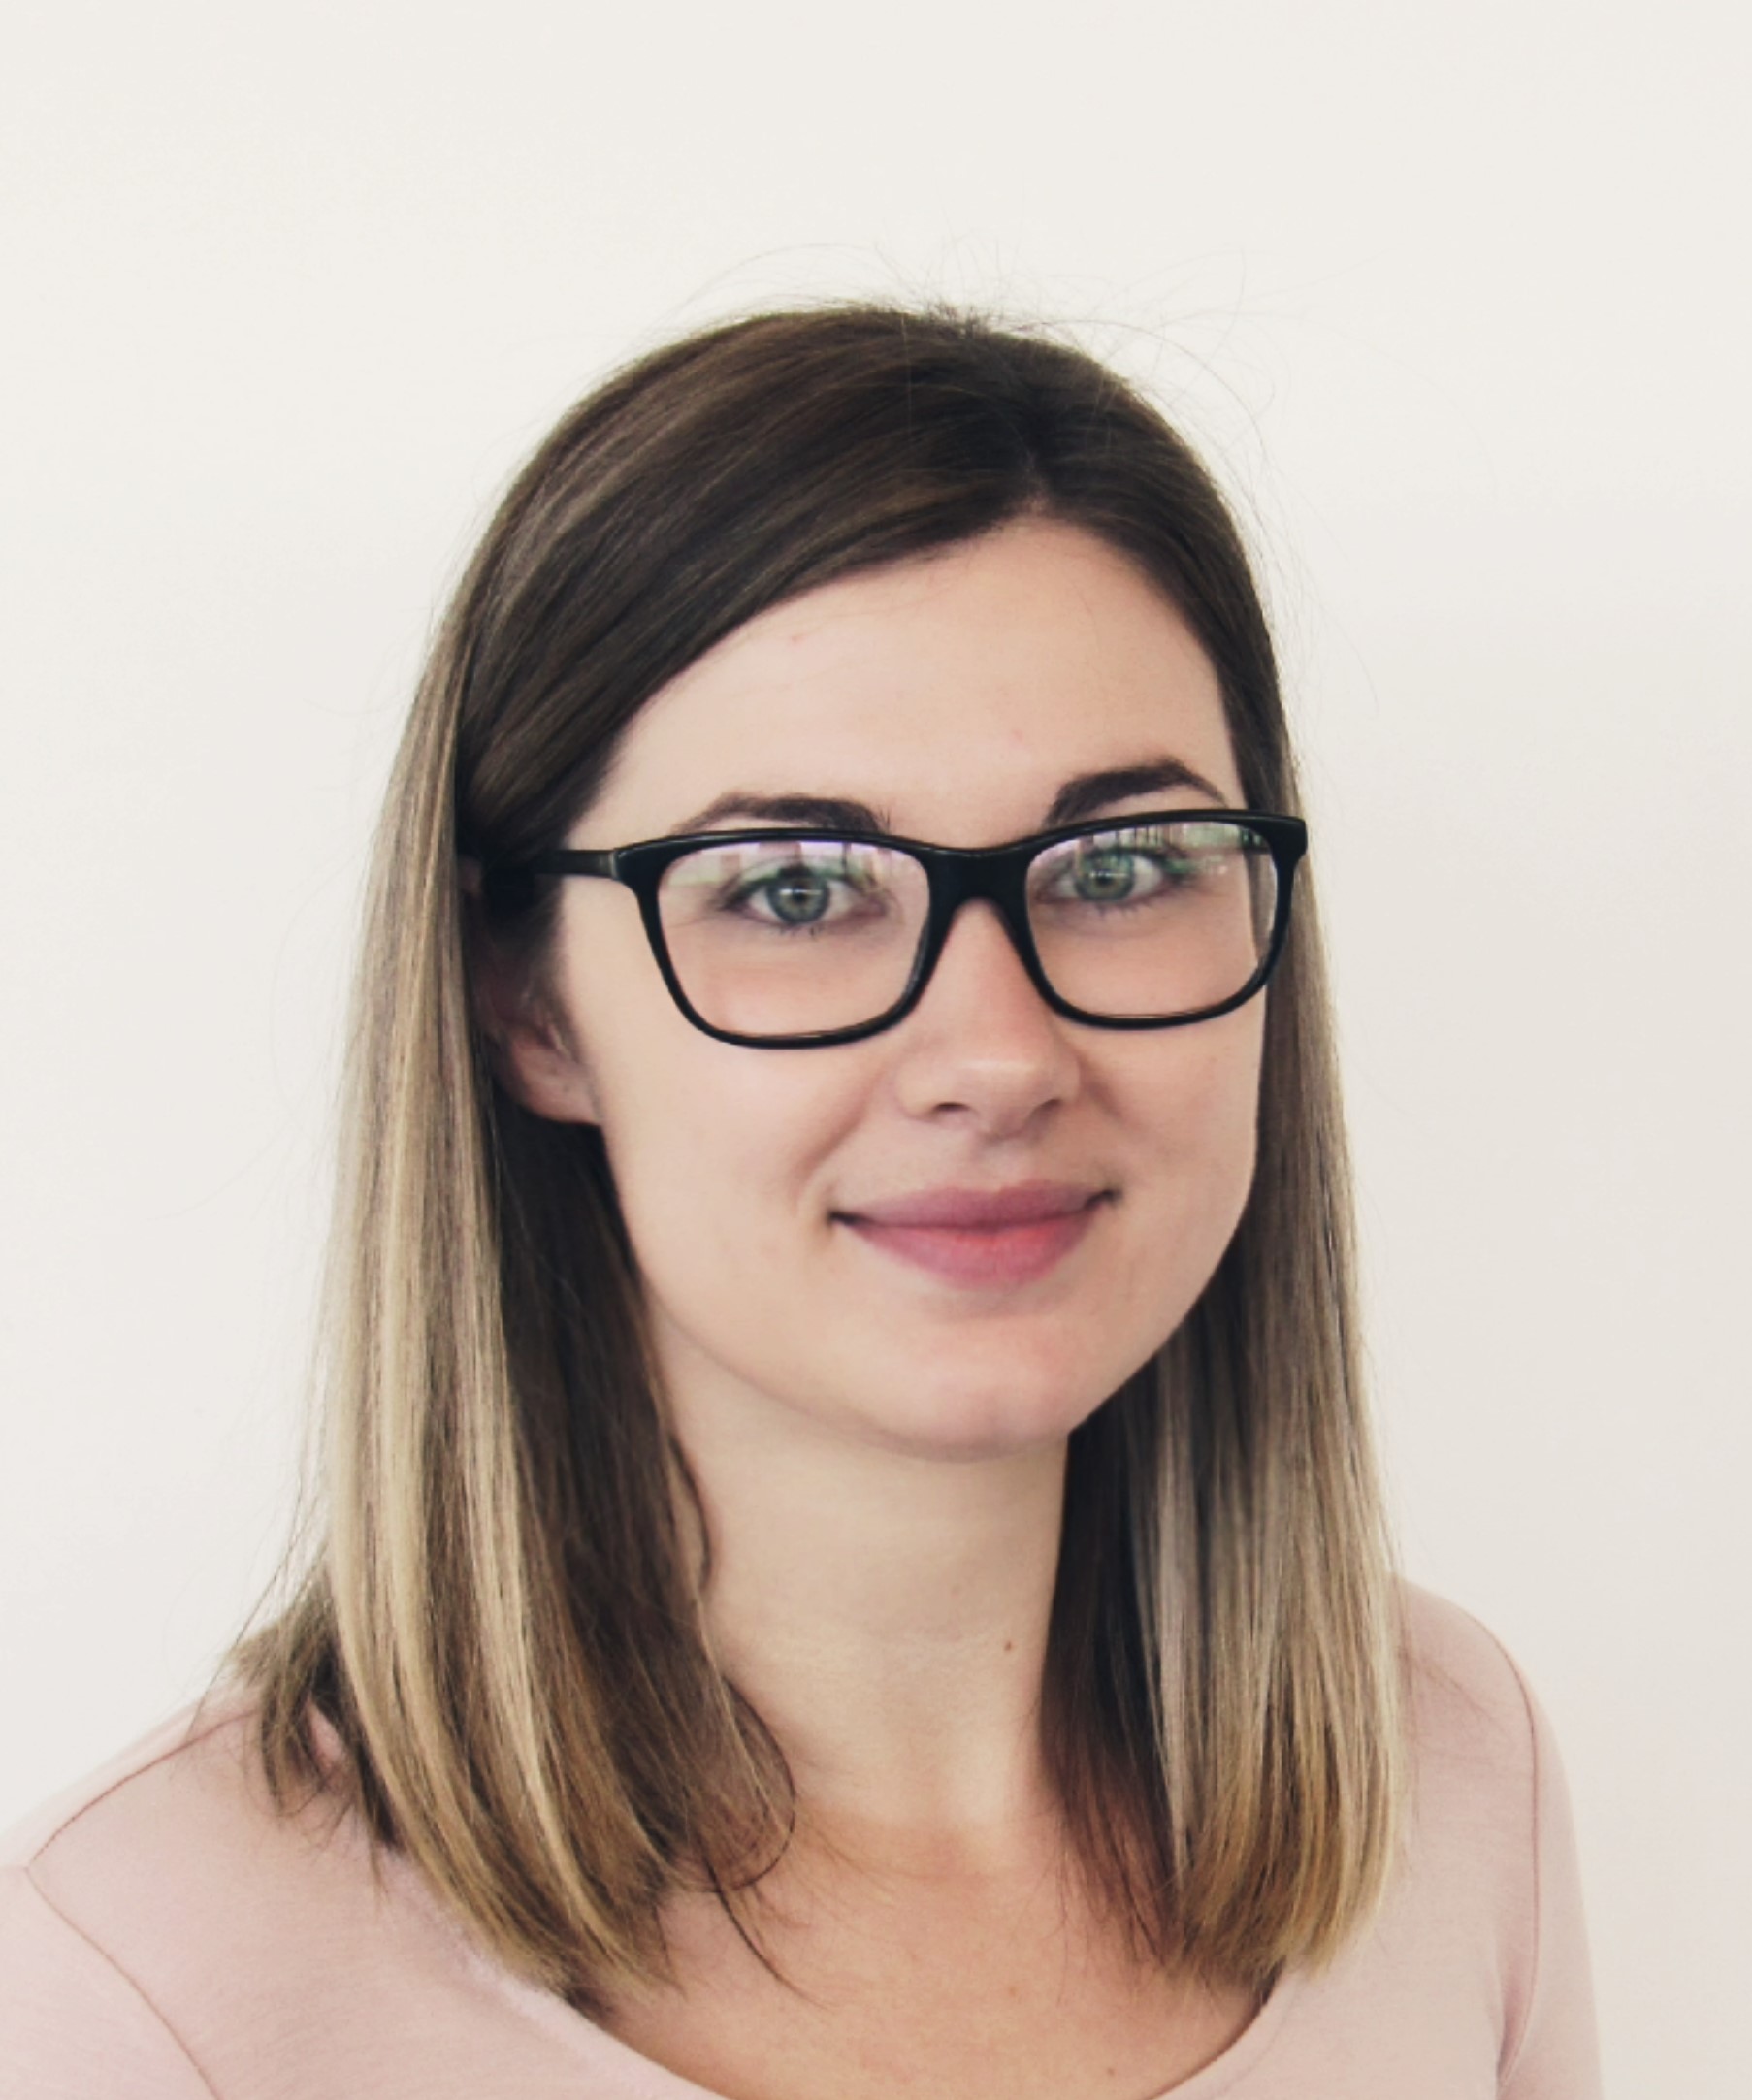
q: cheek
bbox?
[1116,1015,1264,1288]
[584,1025,860,1306]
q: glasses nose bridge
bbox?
[915,839,1043,992]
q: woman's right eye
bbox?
[726,857,880,929]
[747,864,834,925]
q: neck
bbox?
[665,1363,1069,1856]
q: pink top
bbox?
[0,1584,1599,2097]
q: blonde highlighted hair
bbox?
[231,304,1407,2012]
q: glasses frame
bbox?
[493,807,1308,1049]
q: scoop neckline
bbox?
[391,1840,1305,2100]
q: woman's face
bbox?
[496,521,1267,1463]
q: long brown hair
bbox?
[230,303,1406,2012]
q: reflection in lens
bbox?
[659,838,929,1035]
[1029,820,1276,1018]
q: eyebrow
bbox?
[670,759,1230,839]
[1044,759,1229,825]
[671,791,890,835]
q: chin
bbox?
[848,1345,1127,1463]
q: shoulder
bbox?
[1398,1578,1542,1770]
[0,1692,432,2091]
[3,1695,265,1875]
[0,1694,649,2096]
[0,1698,265,2093]
[0,1690,365,1944]
[1394,1579,1586,1892]
[1377,1581,1600,2095]
[1391,1581,1550,1920]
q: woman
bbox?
[0,305,1599,2096]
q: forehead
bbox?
[575,520,1239,847]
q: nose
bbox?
[889,899,1082,1133]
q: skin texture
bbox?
[481,521,1268,2098]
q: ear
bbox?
[459,857,603,1126]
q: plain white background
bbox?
[3,1,1747,2087]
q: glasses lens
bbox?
[657,837,929,1037]
[1026,819,1280,1019]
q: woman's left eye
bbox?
[1045,848,1184,905]
[1080,850,1152,901]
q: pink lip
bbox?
[835,1182,1109,1287]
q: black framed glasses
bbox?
[486,809,1306,1049]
